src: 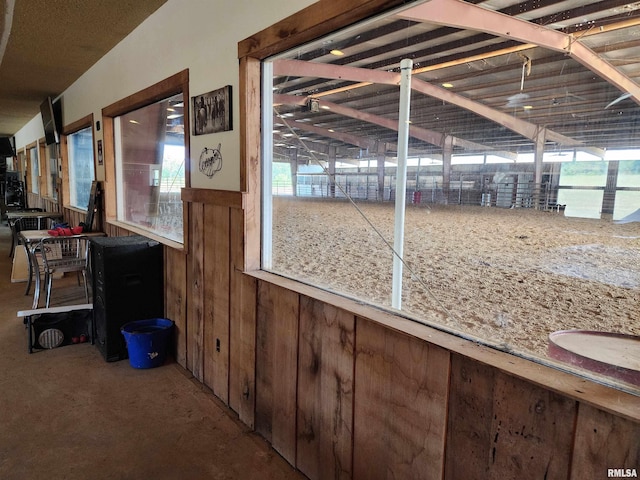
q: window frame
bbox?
[61,114,96,212]
[101,70,190,250]
[26,142,39,195]
[239,0,640,404]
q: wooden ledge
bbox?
[181,188,244,209]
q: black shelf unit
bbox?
[90,235,164,362]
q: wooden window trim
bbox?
[101,69,190,250]
[60,114,95,212]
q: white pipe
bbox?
[392,59,413,309]
[262,62,274,269]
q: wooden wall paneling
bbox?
[255,281,300,466]
[229,206,257,426]
[488,371,577,479]
[49,199,58,212]
[353,318,450,480]
[26,193,36,209]
[188,202,205,381]
[202,204,231,402]
[445,355,496,480]
[165,245,188,367]
[296,296,354,480]
[446,354,577,479]
[63,209,84,229]
[570,403,640,479]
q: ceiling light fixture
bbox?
[330,49,345,56]
[442,83,454,88]
[308,98,320,113]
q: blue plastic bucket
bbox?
[120,318,174,369]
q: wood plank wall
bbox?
[251,279,640,480]
[27,176,639,480]
[25,187,640,480]
[26,194,58,214]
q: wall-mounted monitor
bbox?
[0,136,15,157]
[40,96,63,145]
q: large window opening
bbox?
[29,146,39,194]
[103,70,189,246]
[67,125,95,210]
[261,2,640,393]
[114,93,185,242]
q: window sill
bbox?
[106,219,185,252]
[63,205,87,215]
[246,269,640,422]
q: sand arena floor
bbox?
[271,197,640,359]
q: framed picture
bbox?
[97,139,103,165]
[192,85,232,135]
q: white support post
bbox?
[392,59,413,309]
[262,62,274,269]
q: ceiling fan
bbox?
[505,53,532,108]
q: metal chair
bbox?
[38,235,90,308]
[9,214,53,257]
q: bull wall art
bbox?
[199,144,223,178]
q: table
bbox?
[19,230,105,309]
[7,210,64,258]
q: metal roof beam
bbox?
[273,59,590,153]
[274,93,512,156]
[399,0,640,107]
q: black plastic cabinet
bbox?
[90,235,164,362]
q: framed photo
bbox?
[97,139,103,166]
[192,85,232,135]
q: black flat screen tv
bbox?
[40,96,62,145]
[0,136,15,157]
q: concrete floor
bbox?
[0,223,305,479]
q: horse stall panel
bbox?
[353,318,450,480]
[188,202,205,381]
[203,204,231,402]
[165,245,187,367]
[446,354,577,479]
[570,403,640,480]
[296,296,354,480]
[229,207,256,426]
[255,281,300,466]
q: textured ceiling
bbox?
[0,0,168,136]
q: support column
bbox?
[602,160,619,215]
[442,136,453,205]
[377,153,385,201]
[392,58,413,310]
[289,148,298,196]
[534,128,545,209]
[328,146,336,198]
